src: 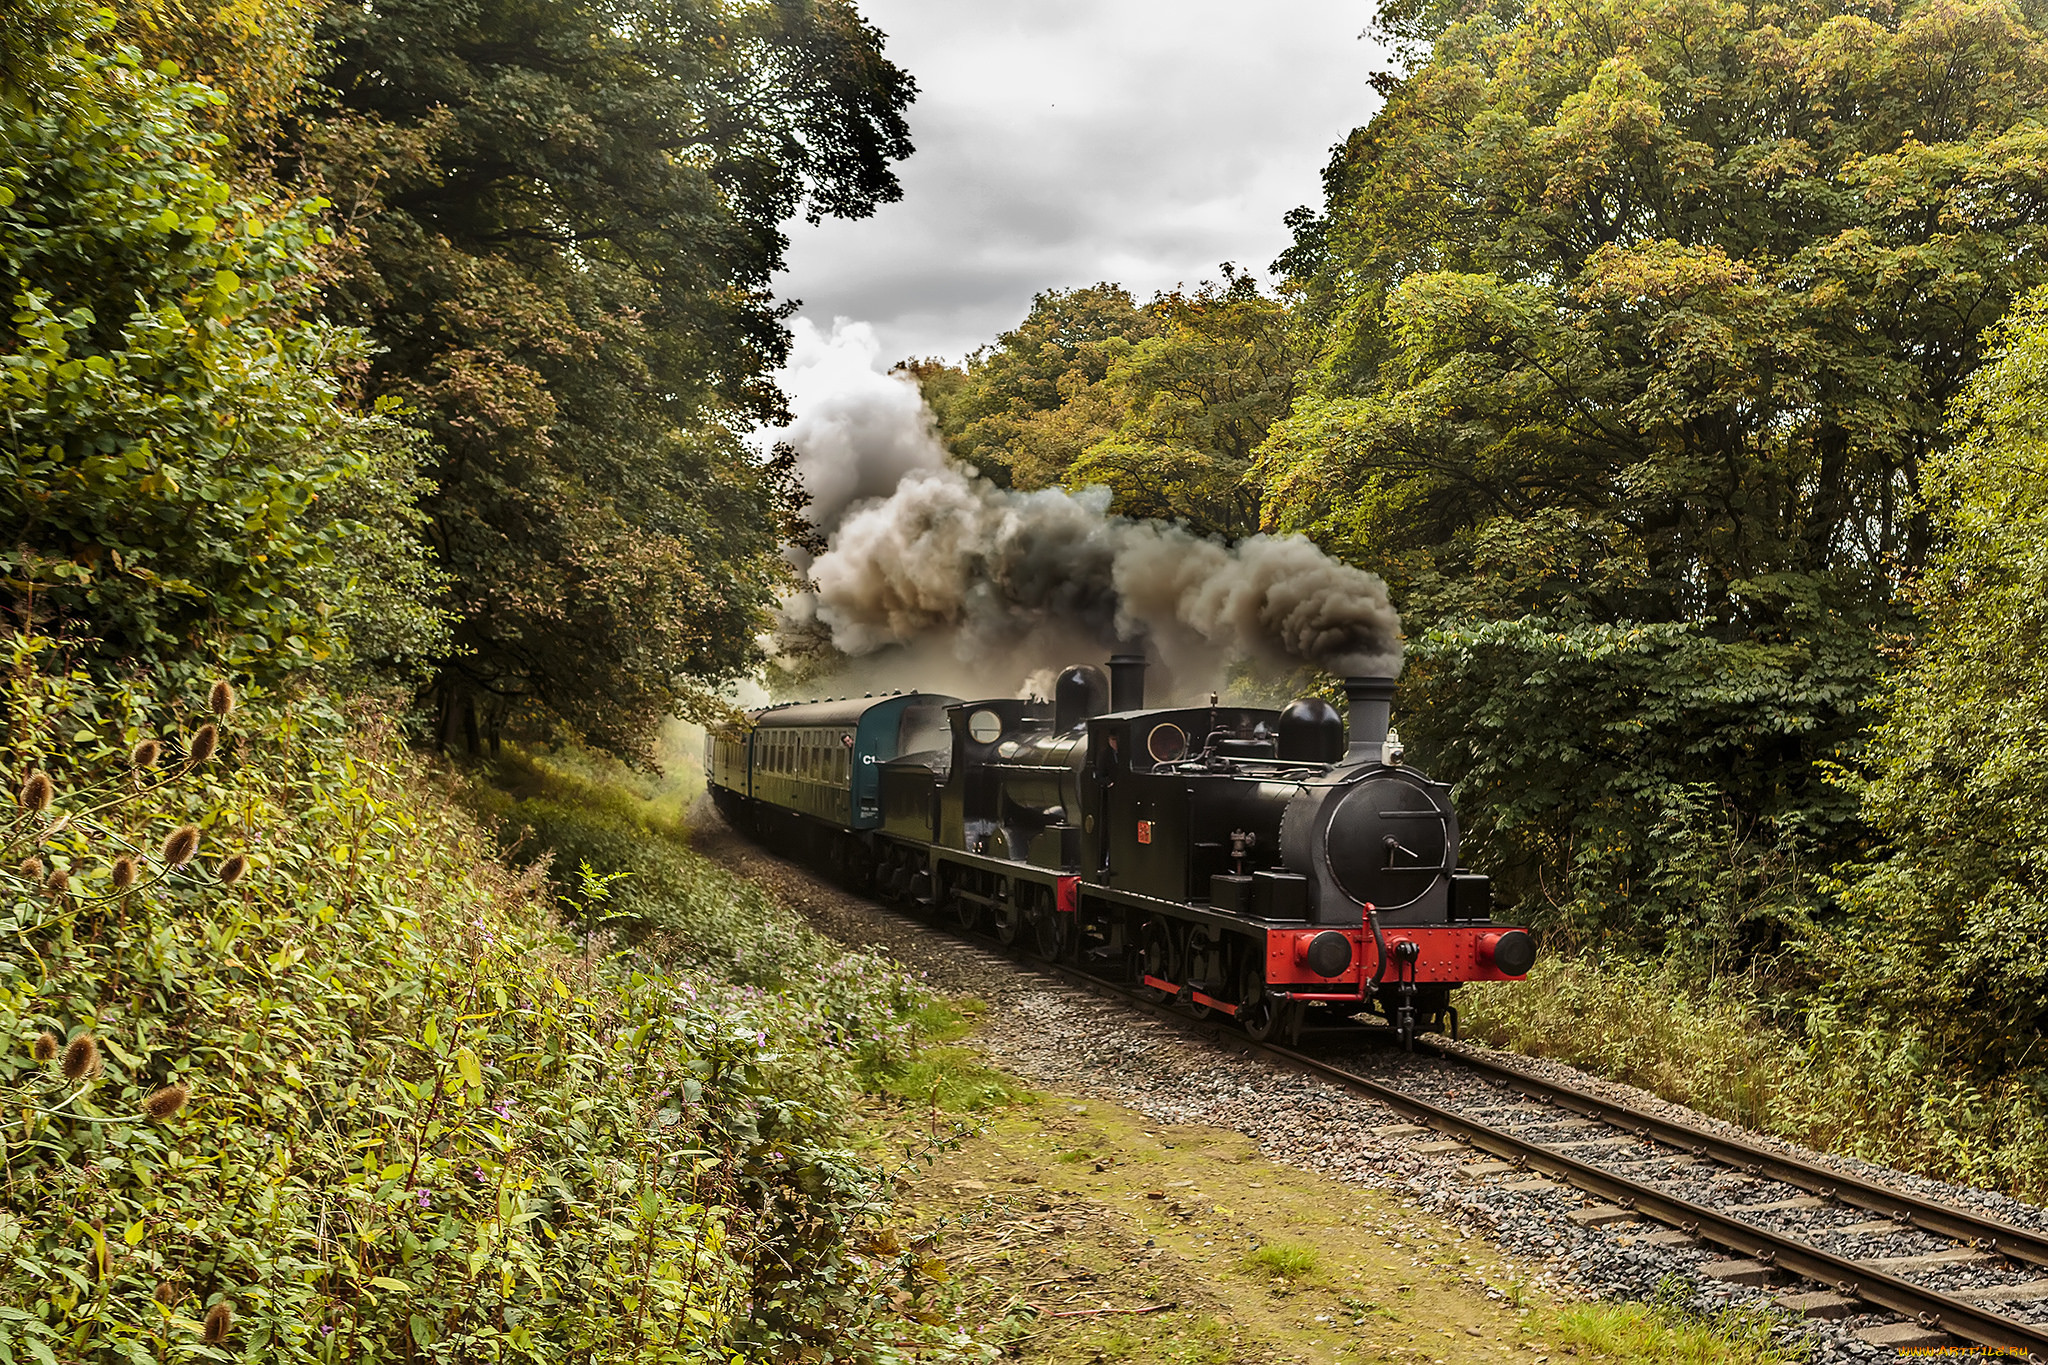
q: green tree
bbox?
[916,282,1154,489]
[1262,0,2048,950]
[1069,267,1315,537]
[0,3,442,689]
[295,0,916,757]
[1836,286,2048,1067]
[112,0,323,154]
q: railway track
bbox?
[1036,961,2048,1359]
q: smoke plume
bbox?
[802,466,1402,691]
[776,319,947,555]
[770,319,1402,696]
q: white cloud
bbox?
[774,0,1390,364]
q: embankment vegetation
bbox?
[0,0,999,1358]
[0,663,986,1360]
[910,0,2048,1197]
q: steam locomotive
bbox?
[705,656,1535,1045]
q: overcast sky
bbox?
[773,1,1392,367]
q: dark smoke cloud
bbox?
[794,465,1403,693]
[770,319,1403,697]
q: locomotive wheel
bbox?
[950,890,981,935]
[1136,921,1178,1002]
[1031,901,1070,961]
[992,896,1023,947]
[1238,960,1282,1043]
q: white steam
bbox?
[777,319,947,549]
[769,317,1402,698]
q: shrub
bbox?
[0,4,445,688]
[0,631,990,1362]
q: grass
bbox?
[1460,954,2048,1201]
[1538,1298,1805,1363]
[869,1044,1038,1112]
[1240,1241,1321,1281]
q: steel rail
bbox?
[1040,964,2048,1357]
[1413,1038,2048,1272]
[1269,1040,2048,1358]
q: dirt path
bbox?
[882,1093,1545,1364]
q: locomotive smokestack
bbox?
[1344,676,1396,763]
[1108,653,1148,711]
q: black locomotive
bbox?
[707,656,1534,1044]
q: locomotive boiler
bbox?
[707,656,1534,1045]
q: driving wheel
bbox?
[1238,959,1284,1043]
[993,895,1022,946]
[1031,898,1070,961]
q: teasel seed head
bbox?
[32,1031,57,1062]
[109,856,137,891]
[186,724,218,766]
[208,680,235,718]
[17,771,52,812]
[45,865,69,896]
[153,1279,178,1307]
[129,738,161,771]
[142,1083,189,1120]
[18,856,43,881]
[61,1034,99,1081]
[160,825,200,869]
[202,1302,231,1344]
[217,853,248,887]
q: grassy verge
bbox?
[1460,956,2048,1201]
[875,1061,1807,1363]
[0,654,992,1364]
